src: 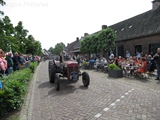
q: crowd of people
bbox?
[94,48,160,80]
[69,48,160,80]
[0,48,41,77]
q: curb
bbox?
[19,62,42,120]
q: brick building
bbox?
[65,0,160,57]
[110,0,160,57]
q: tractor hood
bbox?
[64,60,78,67]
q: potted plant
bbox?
[82,61,89,69]
[108,63,123,78]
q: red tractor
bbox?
[48,54,90,91]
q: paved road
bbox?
[20,61,160,120]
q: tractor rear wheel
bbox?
[55,74,60,91]
[48,60,56,83]
[82,72,90,87]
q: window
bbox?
[135,45,142,55]
[118,45,124,57]
[121,28,124,31]
[149,43,160,54]
[129,25,132,28]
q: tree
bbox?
[88,34,98,54]
[0,0,43,55]
[14,21,29,53]
[0,16,19,52]
[80,36,91,54]
[48,47,54,55]
[26,35,42,55]
[52,42,65,55]
[0,0,6,15]
[80,27,116,57]
[97,28,116,53]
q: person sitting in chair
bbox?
[136,57,147,78]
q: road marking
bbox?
[95,113,102,118]
[116,99,120,102]
[128,90,132,92]
[103,107,109,111]
[94,89,134,118]
[110,103,115,106]
[121,95,125,98]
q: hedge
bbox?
[0,62,38,117]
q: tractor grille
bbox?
[68,66,79,74]
[68,66,79,80]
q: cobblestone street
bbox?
[20,61,160,120]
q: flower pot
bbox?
[108,69,123,78]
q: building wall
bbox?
[116,34,160,57]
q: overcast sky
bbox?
[1,0,153,50]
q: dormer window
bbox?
[121,28,124,31]
[129,25,132,28]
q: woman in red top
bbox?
[136,57,147,77]
[133,56,139,66]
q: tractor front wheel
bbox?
[82,72,90,87]
[55,74,60,91]
[48,60,56,83]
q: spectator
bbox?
[35,56,40,64]
[12,52,23,71]
[5,52,13,75]
[141,52,145,57]
[19,54,26,70]
[136,51,141,59]
[24,54,30,68]
[0,49,7,76]
[136,57,147,78]
[153,48,160,80]
[89,58,95,69]
[109,55,115,64]
[133,56,139,66]
[125,51,130,58]
[109,51,114,60]
[146,55,153,63]
[118,56,122,63]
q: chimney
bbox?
[81,36,84,39]
[152,0,160,10]
[76,37,79,41]
[84,33,88,37]
[102,25,107,30]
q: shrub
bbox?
[30,62,38,73]
[0,68,32,117]
[108,63,120,70]
[82,62,88,66]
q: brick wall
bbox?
[116,34,160,57]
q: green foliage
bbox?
[0,68,33,116]
[48,42,65,55]
[0,2,43,55]
[30,62,38,73]
[108,63,120,70]
[80,36,91,54]
[0,0,6,15]
[80,27,116,55]
[97,28,116,52]
[82,61,89,66]
[48,47,54,55]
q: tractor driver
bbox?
[59,51,70,70]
